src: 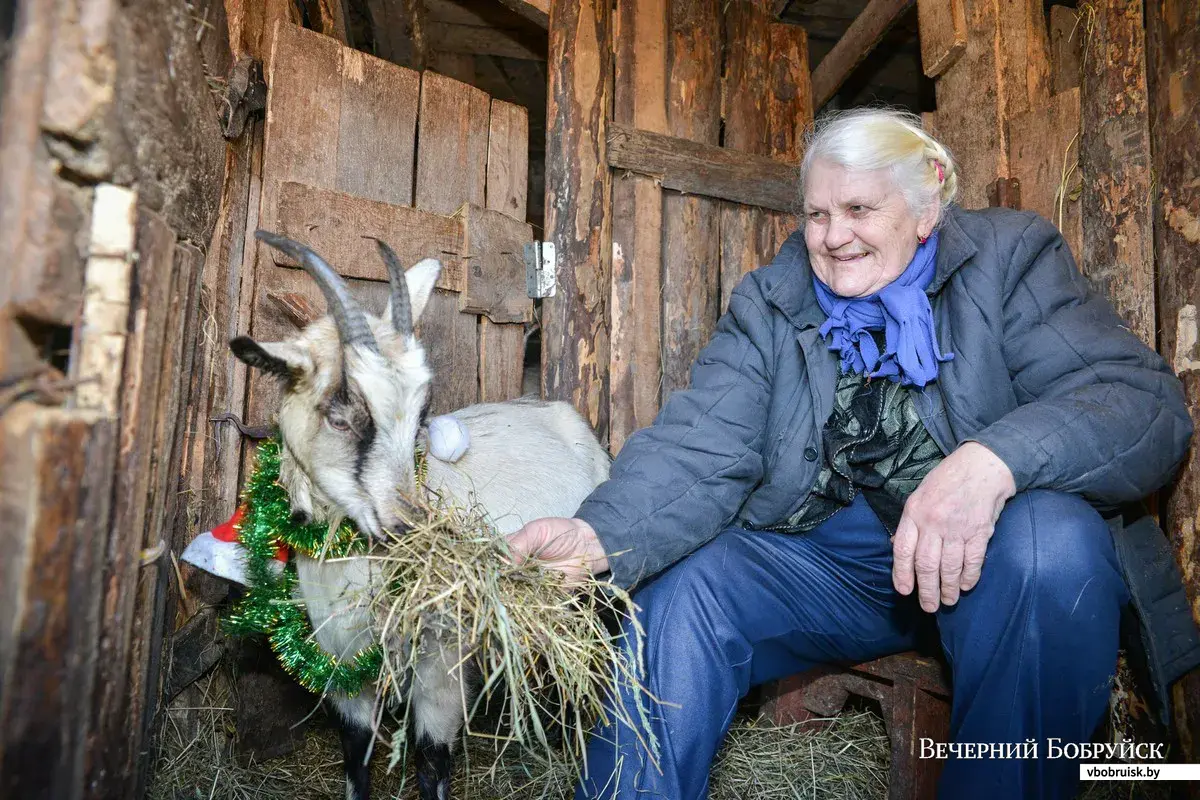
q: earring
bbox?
[918,234,929,244]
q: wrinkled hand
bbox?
[506,517,609,587]
[892,442,1016,613]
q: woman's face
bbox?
[803,159,937,298]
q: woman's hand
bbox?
[506,517,609,587]
[892,442,1016,612]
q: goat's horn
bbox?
[364,236,413,337]
[254,230,378,350]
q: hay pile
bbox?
[369,498,655,776]
[148,668,892,800]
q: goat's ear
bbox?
[230,336,311,379]
[406,258,441,324]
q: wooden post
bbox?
[661,0,721,398]
[719,0,774,316]
[542,0,613,438]
[930,0,1048,208]
[609,0,667,454]
[766,23,811,254]
[1080,0,1155,348]
[86,209,177,798]
[0,408,116,800]
[1149,0,1200,762]
[1049,5,1081,94]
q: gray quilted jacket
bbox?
[576,205,1194,591]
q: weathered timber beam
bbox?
[426,21,545,60]
[495,0,549,29]
[607,123,801,213]
[811,0,916,108]
[542,0,611,437]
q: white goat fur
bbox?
[237,256,610,799]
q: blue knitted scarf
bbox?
[812,231,953,388]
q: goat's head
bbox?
[230,230,441,539]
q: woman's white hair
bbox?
[800,108,959,224]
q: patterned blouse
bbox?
[770,357,946,536]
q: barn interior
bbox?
[0,0,1197,798]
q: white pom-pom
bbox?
[428,414,470,462]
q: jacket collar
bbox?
[764,204,979,331]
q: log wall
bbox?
[0,0,228,796]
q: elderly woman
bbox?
[509,109,1194,799]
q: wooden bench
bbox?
[760,652,952,800]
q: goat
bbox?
[230,231,611,800]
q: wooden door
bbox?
[540,0,813,453]
[244,22,534,432]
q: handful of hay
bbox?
[369,497,658,777]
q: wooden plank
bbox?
[1080,0,1155,348]
[609,0,668,454]
[74,185,138,416]
[416,70,489,415]
[478,322,526,401]
[495,0,550,28]
[662,0,721,398]
[128,239,202,798]
[226,0,299,63]
[164,243,208,620]
[917,0,966,78]
[336,48,420,207]
[274,182,466,290]
[0,407,115,800]
[480,98,531,403]
[1049,5,1081,94]
[1006,88,1082,263]
[486,100,530,221]
[1148,0,1200,762]
[542,0,613,435]
[257,22,342,266]
[460,206,534,323]
[767,23,811,250]
[416,71,491,215]
[930,0,1006,208]
[997,0,1051,120]
[608,124,802,213]
[0,0,54,365]
[720,0,775,318]
[365,0,419,67]
[192,124,259,555]
[810,0,915,109]
[427,21,546,60]
[86,208,176,798]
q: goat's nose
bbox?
[289,509,312,526]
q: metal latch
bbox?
[524,241,556,299]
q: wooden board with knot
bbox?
[459,205,534,325]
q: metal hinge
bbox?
[524,241,556,299]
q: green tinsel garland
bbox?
[223,438,383,696]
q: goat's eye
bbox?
[328,416,351,432]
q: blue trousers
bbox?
[576,491,1130,800]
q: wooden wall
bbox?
[545,0,813,453]
[0,1,537,794]
[922,0,1200,757]
[0,0,227,797]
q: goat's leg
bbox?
[333,693,375,800]
[414,734,454,800]
[411,643,467,800]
